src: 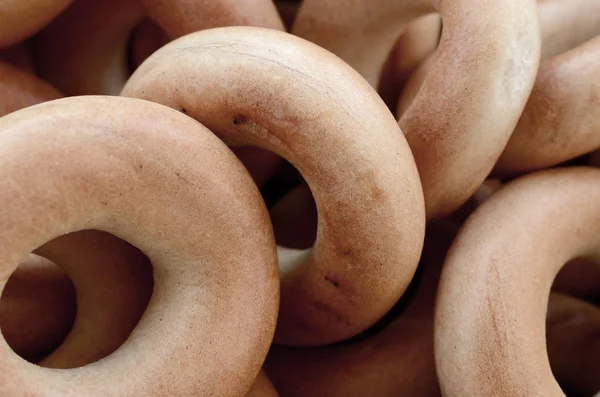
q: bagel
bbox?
[0,95,279,396]
[35,230,153,369]
[265,221,455,396]
[0,0,71,48]
[122,26,425,346]
[494,36,600,176]
[398,0,600,117]
[36,0,284,96]
[35,0,283,185]
[293,0,540,218]
[3,239,275,396]
[435,167,600,396]
[266,221,599,397]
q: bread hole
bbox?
[0,230,153,369]
[548,258,600,396]
[262,159,317,250]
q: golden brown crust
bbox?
[435,167,600,396]
[294,0,540,219]
[494,36,600,176]
[123,26,425,346]
[36,230,153,369]
[0,96,279,396]
[265,222,455,397]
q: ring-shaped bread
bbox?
[0,96,278,397]
[435,167,600,396]
[293,0,540,218]
[36,0,284,96]
[264,221,454,396]
[122,26,426,346]
[494,36,600,176]
[35,0,283,185]
[36,230,153,369]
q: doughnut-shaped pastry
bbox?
[265,221,456,397]
[36,0,283,185]
[2,265,274,396]
[122,26,425,346]
[378,14,441,111]
[494,36,600,176]
[435,167,600,396]
[294,0,540,218]
[539,0,600,59]
[35,230,153,369]
[0,96,279,396]
[546,293,600,396]
[0,0,72,48]
[0,60,62,116]
[139,0,284,38]
[398,0,600,116]
[36,0,284,96]
[0,255,75,362]
[292,0,539,84]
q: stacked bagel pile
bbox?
[0,0,599,396]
